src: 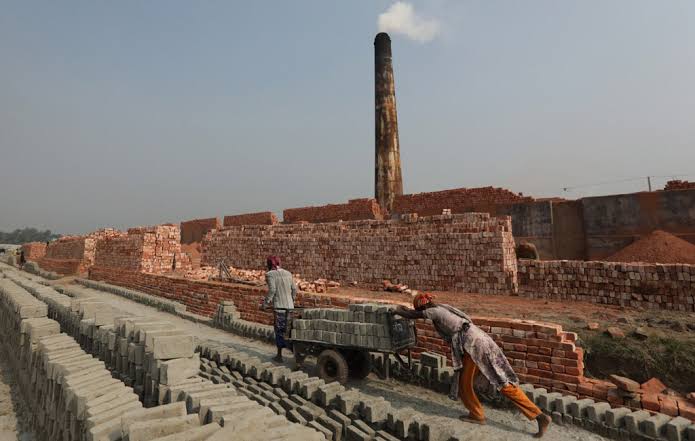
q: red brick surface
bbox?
[21,242,46,261]
[392,186,533,216]
[283,199,384,224]
[180,217,221,244]
[202,213,519,294]
[518,259,695,311]
[664,180,695,191]
[222,212,279,227]
[38,229,121,275]
[94,225,191,274]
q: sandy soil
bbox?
[0,345,33,441]
[62,281,611,440]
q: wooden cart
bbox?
[286,310,417,384]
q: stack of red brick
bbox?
[518,260,695,312]
[392,186,533,216]
[180,217,221,244]
[283,198,384,224]
[664,180,695,191]
[202,213,518,295]
[21,242,46,261]
[93,224,191,274]
[37,228,121,275]
[223,212,279,227]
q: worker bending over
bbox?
[393,293,551,438]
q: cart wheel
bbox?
[347,351,372,380]
[317,349,349,384]
[293,343,308,366]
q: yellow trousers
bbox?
[459,353,542,421]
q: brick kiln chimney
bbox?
[374,32,403,213]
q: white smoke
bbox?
[377,2,441,43]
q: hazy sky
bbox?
[2,1,695,234]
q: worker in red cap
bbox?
[261,255,297,362]
[393,293,551,438]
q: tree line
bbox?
[0,228,61,244]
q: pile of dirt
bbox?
[180,242,202,268]
[607,230,695,264]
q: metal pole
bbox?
[647,176,652,192]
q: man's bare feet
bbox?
[534,413,551,438]
[459,414,486,425]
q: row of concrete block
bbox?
[212,300,241,330]
[0,279,227,441]
[301,304,395,325]
[1,267,201,408]
[196,339,469,441]
[522,384,695,441]
[0,266,143,441]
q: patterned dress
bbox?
[423,305,519,390]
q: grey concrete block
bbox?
[586,402,612,423]
[345,425,372,441]
[127,414,200,441]
[605,407,632,428]
[664,417,691,441]
[625,410,651,434]
[642,413,672,438]
[568,398,595,418]
[317,415,343,441]
[553,395,577,414]
[537,392,563,412]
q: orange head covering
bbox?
[413,292,435,310]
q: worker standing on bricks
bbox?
[261,255,297,363]
[392,293,551,438]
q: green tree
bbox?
[0,228,61,244]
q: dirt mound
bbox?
[607,230,695,264]
[180,242,202,268]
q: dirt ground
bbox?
[0,344,34,441]
[61,280,610,441]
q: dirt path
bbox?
[63,281,610,441]
[0,344,34,441]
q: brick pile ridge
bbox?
[37,228,121,275]
[283,198,385,224]
[392,186,534,216]
[518,259,695,312]
[223,211,279,227]
[84,267,695,426]
[21,242,46,261]
[94,224,191,274]
[606,230,695,265]
[202,213,518,295]
[664,180,695,191]
[180,217,221,244]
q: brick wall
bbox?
[180,217,221,244]
[518,260,695,312]
[664,180,695,191]
[283,198,384,224]
[94,224,191,274]
[38,229,121,275]
[202,213,518,294]
[21,242,46,261]
[392,186,533,217]
[222,212,279,227]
